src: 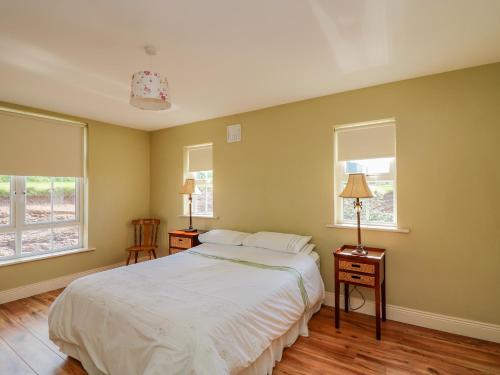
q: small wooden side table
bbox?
[168,230,204,254]
[334,245,386,340]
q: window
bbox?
[0,176,83,260]
[184,144,213,217]
[0,107,86,262]
[334,120,397,227]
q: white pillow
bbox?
[198,229,250,246]
[298,243,316,255]
[242,232,312,254]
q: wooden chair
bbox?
[126,219,160,265]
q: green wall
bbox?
[1,63,499,326]
[150,63,500,324]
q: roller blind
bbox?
[0,109,85,177]
[336,122,395,161]
[187,144,212,172]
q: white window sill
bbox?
[326,223,410,233]
[178,215,219,219]
[0,247,96,268]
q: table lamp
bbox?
[179,178,200,232]
[339,173,374,255]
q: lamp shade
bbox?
[339,173,374,198]
[179,179,201,195]
[130,71,171,110]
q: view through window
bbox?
[0,175,83,260]
[190,170,213,216]
[340,158,396,226]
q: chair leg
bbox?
[149,251,152,260]
[134,251,139,264]
[152,249,157,259]
[126,252,132,266]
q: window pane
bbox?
[0,175,11,225]
[345,158,392,175]
[53,226,79,250]
[25,176,51,224]
[191,171,213,215]
[22,228,51,254]
[0,232,15,257]
[206,183,213,213]
[342,181,395,225]
[193,180,207,213]
[53,177,76,222]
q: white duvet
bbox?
[48,243,325,375]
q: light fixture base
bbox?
[144,45,157,56]
[351,246,368,256]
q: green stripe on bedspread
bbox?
[186,250,310,311]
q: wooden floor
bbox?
[1,290,499,374]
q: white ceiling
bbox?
[1,0,499,131]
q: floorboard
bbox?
[0,290,499,374]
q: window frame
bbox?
[0,176,15,228]
[333,119,398,229]
[0,175,84,262]
[183,143,214,218]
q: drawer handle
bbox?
[351,275,361,280]
[351,264,361,268]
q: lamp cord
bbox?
[348,286,366,311]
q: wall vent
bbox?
[227,124,241,143]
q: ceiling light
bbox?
[130,45,171,111]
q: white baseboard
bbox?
[324,291,500,344]
[0,257,149,305]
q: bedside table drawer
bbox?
[339,271,375,286]
[339,260,375,274]
[170,237,192,249]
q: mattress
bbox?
[309,250,320,268]
[49,243,325,375]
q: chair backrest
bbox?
[132,219,160,248]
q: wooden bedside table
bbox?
[334,245,386,340]
[168,230,203,254]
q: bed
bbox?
[48,241,325,375]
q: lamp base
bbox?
[351,245,368,256]
[183,228,197,233]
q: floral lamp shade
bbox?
[130,71,171,110]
